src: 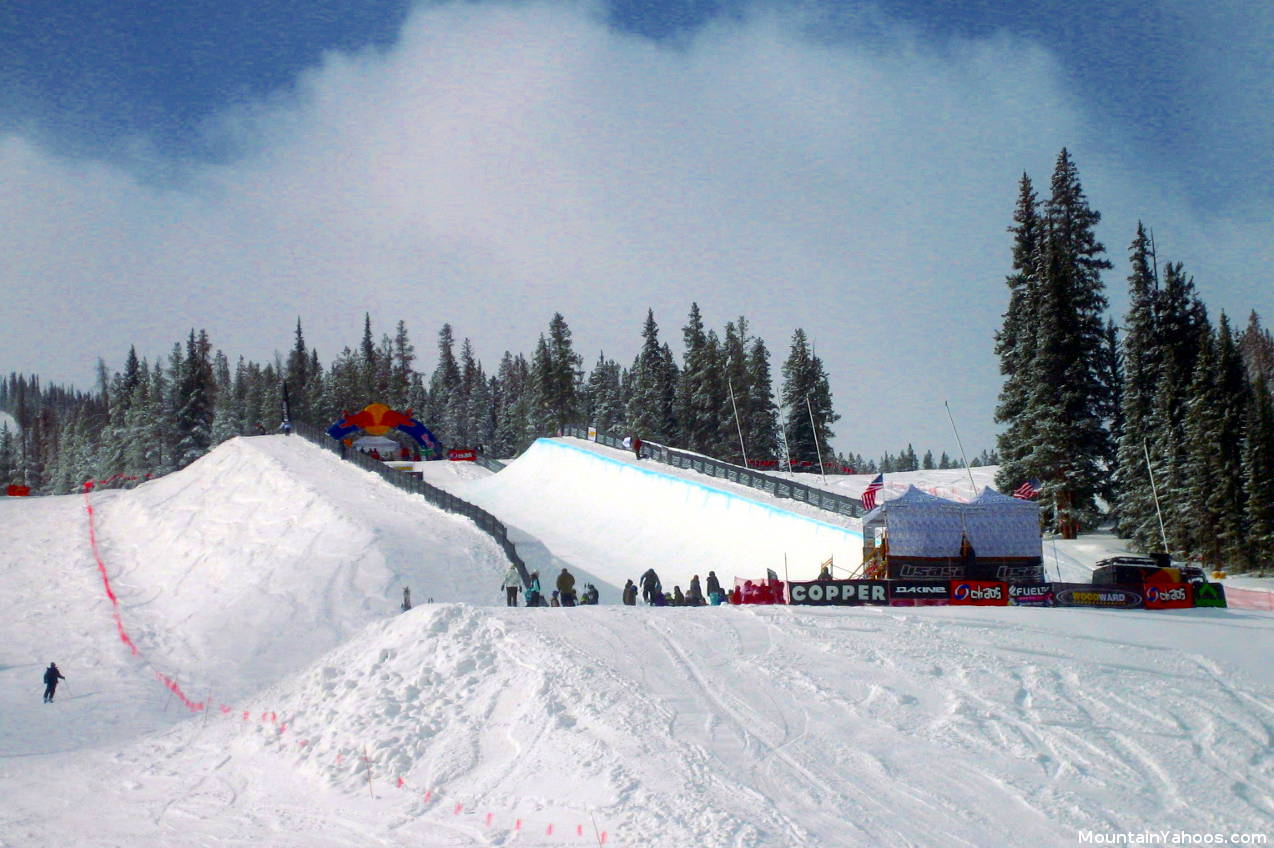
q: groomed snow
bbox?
[0,434,1271,847]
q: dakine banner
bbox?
[788,580,890,606]
[1052,583,1143,609]
[888,580,951,606]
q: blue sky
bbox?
[2,0,1272,458]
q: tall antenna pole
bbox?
[727,375,749,470]
[944,400,978,498]
[1142,439,1170,552]
[805,395,827,485]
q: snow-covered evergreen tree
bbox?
[780,328,838,467]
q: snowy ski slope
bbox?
[0,434,1271,847]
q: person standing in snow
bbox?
[640,568,661,604]
[501,565,522,607]
[556,568,577,607]
[631,435,643,460]
[687,575,705,606]
[401,587,412,612]
[525,571,542,607]
[706,571,721,598]
[43,663,65,703]
[622,579,638,606]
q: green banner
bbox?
[1193,582,1228,608]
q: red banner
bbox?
[447,449,476,462]
[1143,582,1193,610]
[949,580,1008,606]
[6,484,30,496]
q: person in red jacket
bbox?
[631,435,643,460]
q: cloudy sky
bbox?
[3,0,1272,459]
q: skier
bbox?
[43,663,64,703]
[401,587,412,612]
[525,571,542,607]
[556,568,577,607]
[622,579,638,606]
[501,564,522,607]
[640,568,661,605]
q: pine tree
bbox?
[1239,311,1274,388]
[583,353,624,435]
[994,173,1044,495]
[781,329,839,467]
[627,310,670,441]
[1243,378,1274,573]
[1020,149,1112,537]
[430,325,462,442]
[173,330,215,466]
[744,334,780,462]
[1114,224,1162,545]
[389,320,415,410]
[286,319,312,423]
[544,313,582,432]
[493,352,532,455]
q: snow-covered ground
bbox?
[0,434,1271,847]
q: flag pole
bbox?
[806,395,827,486]
[943,400,978,498]
[1142,439,1170,552]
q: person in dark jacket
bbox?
[631,435,643,460]
[401,587,412,612]
[556,568,577,607]
[640,568,661,604]
[622,579,638,606]
[672,586,685,605]
[706,571,721,598]
[43,663,65,703]
[687,575,705,606]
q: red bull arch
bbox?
[326,404,442,458]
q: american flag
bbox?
[1013,478,1043,500]
[861,474,884,511]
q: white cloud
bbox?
[2,1,1270,458]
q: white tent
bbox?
[862,485,1042,561]
[352,435,400,456]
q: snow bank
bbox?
[81,436,514,696]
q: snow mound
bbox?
[218,601,1274,847]
[91,435,513,695]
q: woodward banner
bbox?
[788,580,889,606]
[1052,583,1144,609]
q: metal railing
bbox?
[291,421,530,587]
[561,427,864,519]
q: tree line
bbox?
[4,305,976,495]
[994,148,1274,569]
